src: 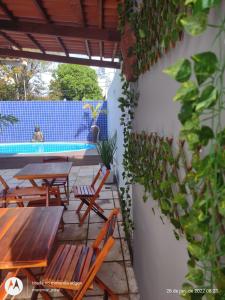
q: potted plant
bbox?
[83,102,105,143]
[96,132,117,183]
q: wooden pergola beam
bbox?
[0,48,120,69]
[0,31,21,50]
[32,0,51,22]
[76,0,91,59]
[112,42,118,62]
[27,33,45,54]
[98,0,103,60]
[0,0,16,20]
[57,37,69,57]
[0,20,120,42]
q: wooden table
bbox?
[14,162,73,201]
[0,206,64,299]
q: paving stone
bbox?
[125,261,139,293]
[114,198,121,208]
[118,222,126,238]
[130,294,141,300]
[97,261,129,294]
[95,198,114,210]
[57,223,88,241]
[87,238,123,262]
[63,210,84,224]
[88,222,119,240]
[121,238,131,261]
[67,200,81,210]
[89,209,113,223]
[99,190,113,199]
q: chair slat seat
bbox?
[43,209,119,299]
[43,245,96,290]
[74,185,95,197]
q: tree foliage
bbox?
[49,64,103,100]
[0,59,50,100]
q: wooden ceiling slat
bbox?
[0,31,21,50]
[0,48,120,68]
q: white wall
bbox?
[107,5,224,300]
[107,70,125,185]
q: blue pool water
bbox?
[0,142,96,155]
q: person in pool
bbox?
[32,126,44,142]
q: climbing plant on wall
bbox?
[118,0,185,80]
[117,0,225,298]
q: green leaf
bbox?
[181,12,208,36]
[195,85,218,111]
[180,283,193,299]
[185,0,197,4]
[174,81,199,102]
[186,267,204,285]
[199,125,214,145]
[138,29,145,38]
[163,59,192,83]
[178,103,194,124]
[219,236,225,252]
[194,0,221,11]
[192,52,218,84]
[218,200,225,217]
[188,242,205,259]
[173,230,180,240]
[173,193,188,209]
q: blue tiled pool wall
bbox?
[0,101,107,143]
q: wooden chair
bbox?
[73,167,110,226]
[43,208,119,300]
[0,175,61,207]
[43,157,69,205]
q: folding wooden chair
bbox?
[73,167,110,226]
[43,208,119,300]
[43,157,69,205]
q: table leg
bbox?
[21,269,52,300]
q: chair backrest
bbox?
[91,166,110,196]
[43,157,68,163]
[74,208,119,300]
[92,208,119,250]
[0,176,9,190]
[11,186,49,206]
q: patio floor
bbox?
[0,165,139,300]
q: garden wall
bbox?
[107,6,222,300]
[0,101,107,143]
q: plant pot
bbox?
[100,163,115,184]
[91,124,100,143]
[120,22,137,82]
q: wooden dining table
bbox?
[14,162,73,202]
[0,206,64,299]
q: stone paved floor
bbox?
[0,165,139,300]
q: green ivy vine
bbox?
[118,0,185,77]
[118,0,225,298]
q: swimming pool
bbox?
[0,142,96,155]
